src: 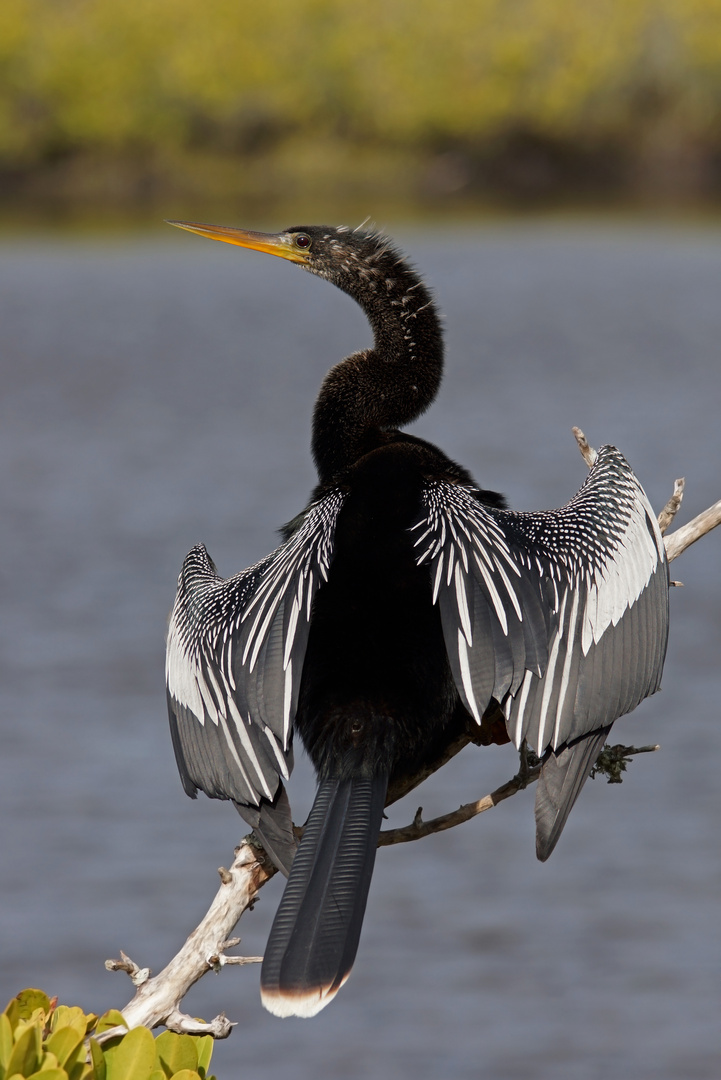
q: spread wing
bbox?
[412,445,669,857]
[166,488,346,868]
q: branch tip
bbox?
[590,742,660,784]
[658,477,685,535]
[664,498,721,561]
[164,1007,237,1039]
[105,952,150,986]
[572,426,597,467]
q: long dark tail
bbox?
[535,726,612,862]
[260,773,388,1018]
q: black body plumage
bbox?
[165,222,670,1017]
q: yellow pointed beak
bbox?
[165,220,311,264]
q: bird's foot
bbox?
[516,742,541,789]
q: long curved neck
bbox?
[311,252,444,483]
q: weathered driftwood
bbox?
[657,478,685,536]
[103,843,272,1040]
[664,499,721,562]
[107,429,720,1037]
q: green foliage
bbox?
[0,991,216,1080]
[1,0,721,167]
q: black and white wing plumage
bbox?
[166,488,346,872]
[412,446,669,859]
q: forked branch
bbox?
[104,845,272,1040]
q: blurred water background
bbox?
[2,0,721,1076]
[0,220,719,1080]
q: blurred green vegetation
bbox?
[2,0,721,212]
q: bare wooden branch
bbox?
[378,770,540,847]
[378,744,658,847]
[658,478,685,535]
[163,1008,236,1039]
[572,426,597,467]
[105,950,150,987]
[664,499,721,562]
[108,841,275,1037]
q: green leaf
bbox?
[103,1027,156,1080]
[194,1037,213,1078]
[94,1013,127,1037]
[166,1072,202,1080]
[67,1059,93,1080]
[25,1069,67,1080]
[88,1039,106,1080]
[6,1022,42,1078]
[46,1028,85,1069]
[148,1072,166,1080]
[154,1033,198,1078]
[4,991,51,1030]
[15,991,51,1021]
[0,1012,13,1069]
[50,1008,88,1041]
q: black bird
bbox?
[165,221,670,1018]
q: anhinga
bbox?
[165,221,669,1019]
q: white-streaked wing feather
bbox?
[166,488,346,809]
[413,446,669,757]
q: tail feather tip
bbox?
[260,982,341,1019]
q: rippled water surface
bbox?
[0,222,719,1079]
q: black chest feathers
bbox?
[296,442,462,782]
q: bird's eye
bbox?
[295,234,312,249]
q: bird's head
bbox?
[166,220,408,298]
[166,218,443,480]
